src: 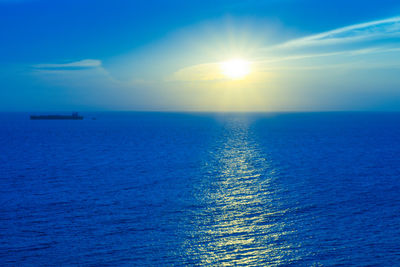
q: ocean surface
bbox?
[0,112,399,266]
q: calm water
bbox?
[1,112,400,266]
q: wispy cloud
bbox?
[259,16,400,70]
[278,16,400,48]
[258,46,400,64]
[33,59,102,71]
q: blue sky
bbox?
[1,0,400,111]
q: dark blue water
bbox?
[1,112,400,266]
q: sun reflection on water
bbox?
[186,116,298,266]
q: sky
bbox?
[1,0,400,111]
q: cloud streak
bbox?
[278,16,400,48]
[33,59,102,71]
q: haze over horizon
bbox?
[1,0,400,112]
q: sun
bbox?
[220,58,251,79]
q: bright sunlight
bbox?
[220,59,251,79]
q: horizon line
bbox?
[2,110,400,113]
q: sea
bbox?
[0,112,399,266]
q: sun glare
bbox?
[220,59,251,79]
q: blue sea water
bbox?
[0,112,400,266]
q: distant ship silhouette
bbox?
[30,112,83,120]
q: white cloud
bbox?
[33,59,102,70]
[279,16,400,48]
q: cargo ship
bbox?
[30,112,83,120]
